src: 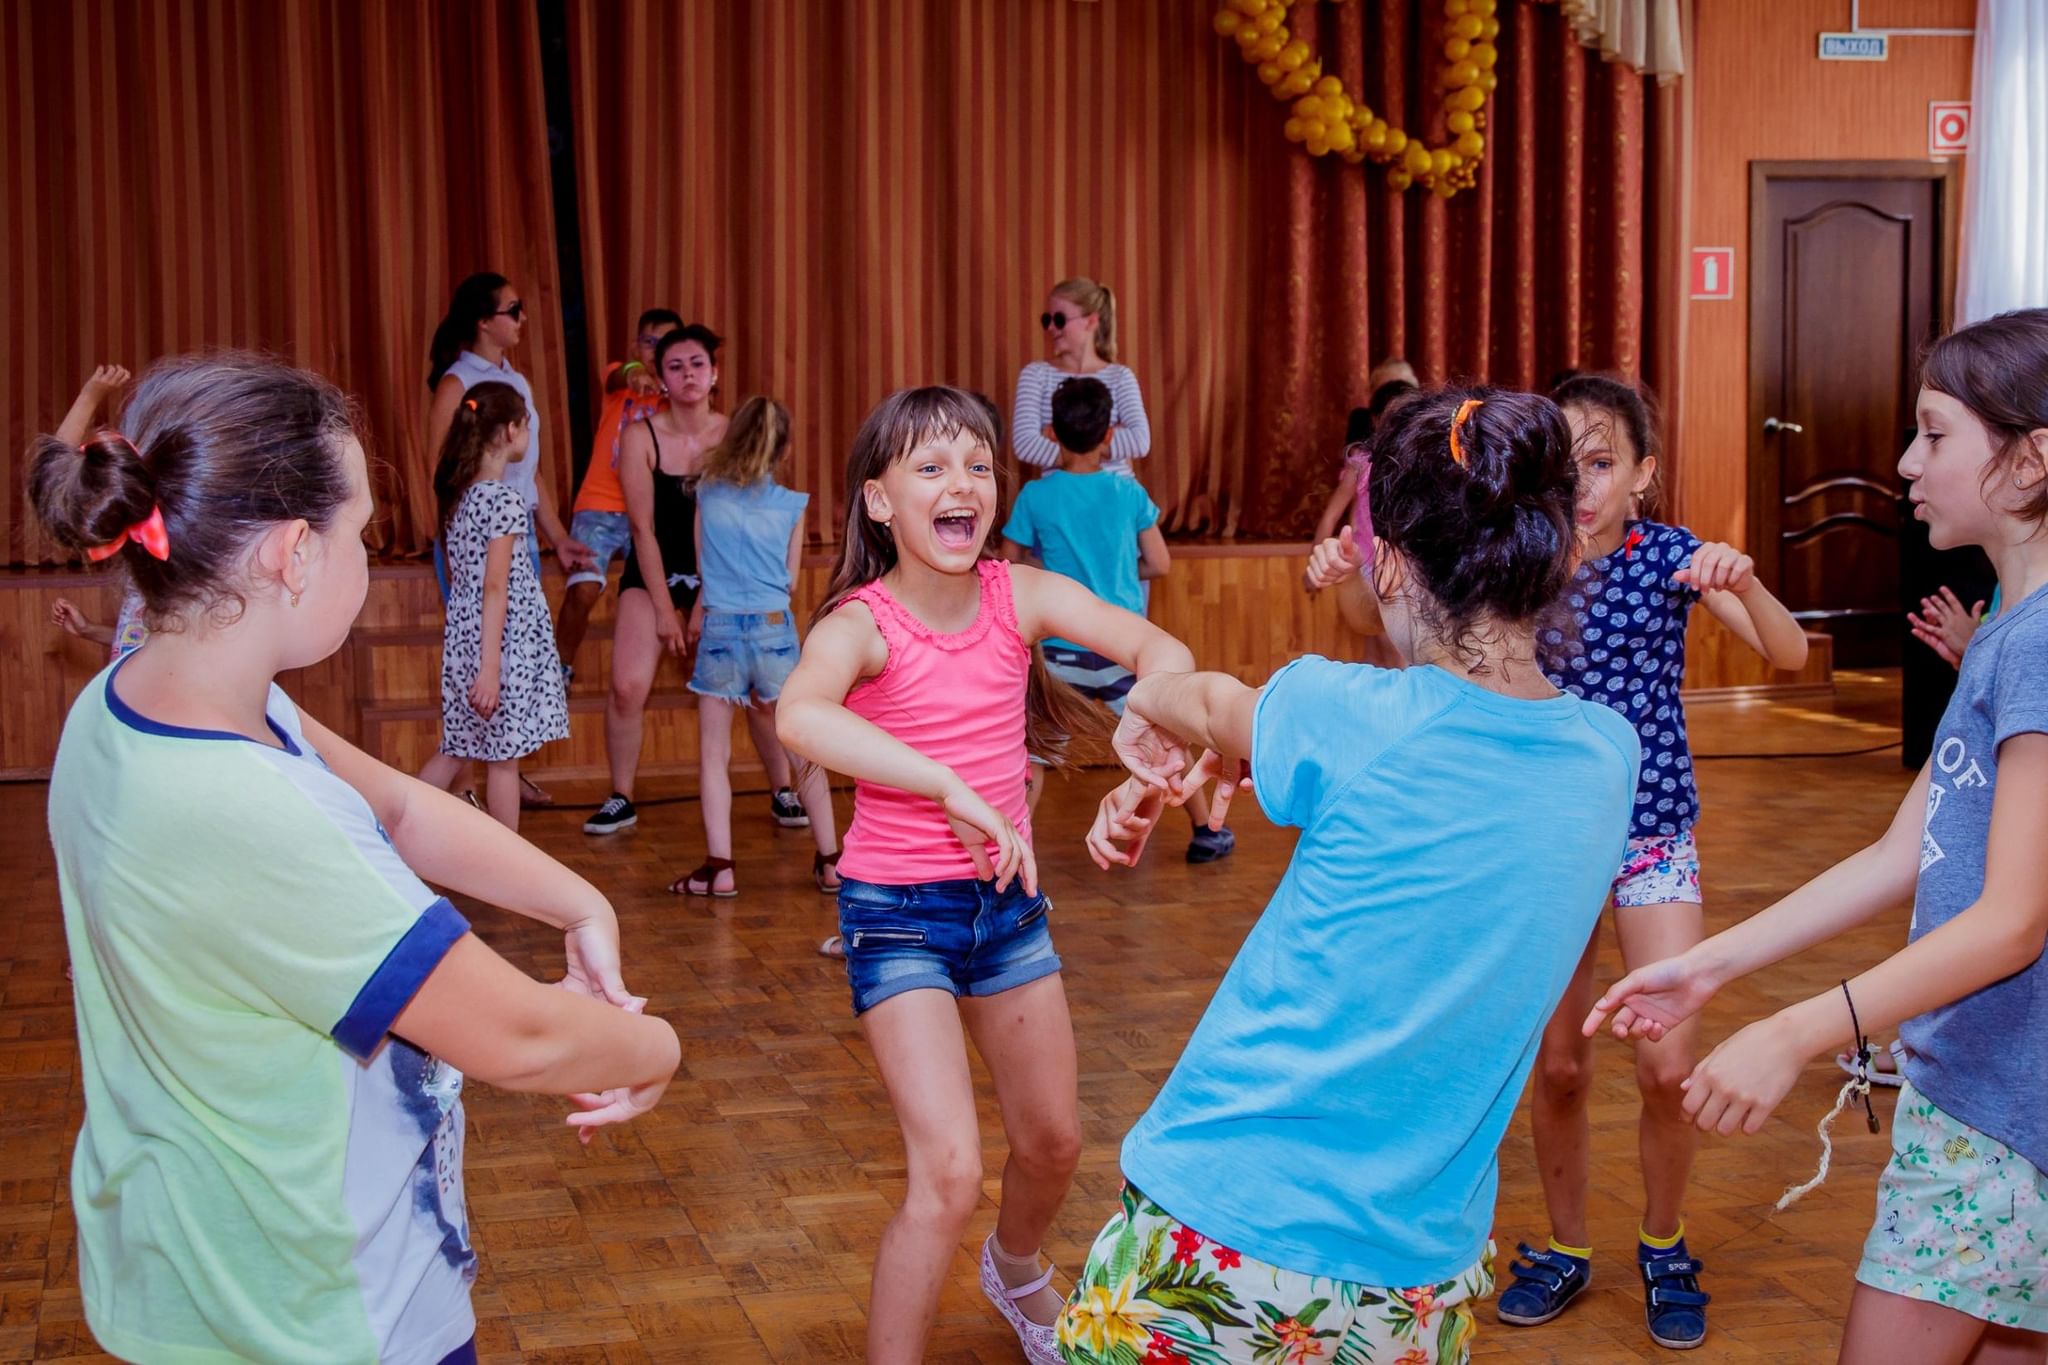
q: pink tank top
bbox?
[836,559,1034,885]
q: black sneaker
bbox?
[1186,826,1236,864]
[583,793,638,835]
[770,787,810,828]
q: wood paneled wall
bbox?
[1674,0,1974,548]
[2,547,1826,781]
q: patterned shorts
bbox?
[1058,1186,1495,1365]
[1856,1082,2048,1333]
[1611,830,1702,908]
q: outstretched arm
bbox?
[1683,542,1808,671]
[55,365,132,446]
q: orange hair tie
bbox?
[1447,398,1484,467]
[464,397,478,411]
[86,505,171,563]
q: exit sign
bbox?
[1819,32,1888,60]
[1691,246,1735,301]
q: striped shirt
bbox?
[1010,360,1151,476]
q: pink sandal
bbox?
[978,1235,1063,1365]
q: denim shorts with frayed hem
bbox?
[836,876,1062,1016]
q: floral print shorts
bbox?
[1611,830,1702,908]
[1856,1083,2048,1332]
[1058,1186,1494,1365]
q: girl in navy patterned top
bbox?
[1496,374,1808,1352]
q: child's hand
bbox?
[1085,777,1166,869]
[558,536,596,572]
[80,363,131,404]
[1304,527,1366,592]
[1679,1016,1806,1136]
[1179,750,1253,829]
[940,778,1037,895]
[1907,586,1983,669]
[687,601,705,647]
[1582,949,1725,1042]
[624,366,660,398]
[566,1076,670,1144]
[51,598,92,637]
[1674,542,1755,594]
[468,672,500,719]
[656,605,688,656]
[559,912,643,1011]
[1111,707,1193,796]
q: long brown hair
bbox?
[434,381,526,537]
[817,385,1111,766]
[1921,308,2048,527]
[702,396,791,486]
[1551,371,1665,519]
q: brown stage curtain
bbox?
[568,0,1652,540]
[0,0,570,567]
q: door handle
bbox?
[1764,416,1804,436]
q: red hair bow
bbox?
[86,505,171,563]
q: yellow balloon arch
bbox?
[1214,0,1502,198]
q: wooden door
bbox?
[1748,161,1955,667]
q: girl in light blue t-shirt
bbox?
[1061,389,1640,1365]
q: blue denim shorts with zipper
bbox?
[835,876,1062,1015]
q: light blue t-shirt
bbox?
[1901,582,2048,1173]
[1001,469,1159,650]
[1121,657,1640,1287]
[696,477,809,613]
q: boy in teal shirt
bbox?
[1002,376,1232,862]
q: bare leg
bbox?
[1529,931,1601,1249]
[554,579,603,670]
[859,990,984,1365]
[1965,1326,2048,1365]
[1614,900,1707,1240]
[1183,784,1215,830]
[759,699,841,873]
[744,703,794,791]
[696,695,736,894]
[418,750,467,793]
[483,759,521,833]
[960,974,1082,1326]
[1840,1281,2020,1365]
[605,588,663,800]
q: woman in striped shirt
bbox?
[1011,277,1150,478]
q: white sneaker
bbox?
[978,1235,1063,1365]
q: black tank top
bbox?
[619,417,700,602]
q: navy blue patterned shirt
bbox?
[1542,520,1703,839]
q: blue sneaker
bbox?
[1496,1242,1591,1326]
[1639,1240,1709,1350]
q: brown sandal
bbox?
[814,850,843,896]
[670,857,737,898]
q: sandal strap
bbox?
[998,1262,1057,1302]
[1642,1257,1704,1281]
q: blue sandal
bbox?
[1495,1242,1591,1327]
[1639,1243,1710,1350]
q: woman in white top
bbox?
[1010,277,1150,478]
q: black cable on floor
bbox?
[1695,740,1901,761]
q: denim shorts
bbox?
[836,876,1063,1015]
[565,509,634,589]
[688,610,801,704]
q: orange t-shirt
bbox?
[574,372,667,514]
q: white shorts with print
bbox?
[1611,830,1702,908]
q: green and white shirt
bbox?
[49,658,476,1364]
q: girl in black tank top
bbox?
[619,417,700,605]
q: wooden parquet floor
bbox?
[1,673,1918,1363]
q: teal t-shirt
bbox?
[1002,468,1159,648]
[1121,657,1640,1287]
[49,659,477,1364]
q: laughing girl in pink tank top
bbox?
[776,386,1197,1365]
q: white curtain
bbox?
[1958,0,2048,323]
[1557,0,1686,84]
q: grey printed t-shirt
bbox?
[1901,582,2048,1173]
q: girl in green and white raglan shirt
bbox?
[32,355,681,1365]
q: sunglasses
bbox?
[1040,311,1072,331]
[494,301,525,322]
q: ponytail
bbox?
[433,381,527,536]
[428,272,511,390]
[1053,277,1118,363]
[701,396,791,486]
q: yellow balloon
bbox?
[1321,95,1347,122]
[1385,127,1409,155]
[1481,16,1501,39]
[1254,33,1286,60]
[1307,136,1331,156]
[1255,6,1285,32]
[1388,167,1414,191]
[1364,122,1388,150]
[1259,60,1285,84]
[1435,180,1459,199]
[1342,146,1367,164]
[1451,85,1486,111]
[1471,40,1497,69]
[1478,70,1498,92]
[1444,0,1470,15]
[1277,40,1308,70]
[1281,69,1313,95]
[1431,147,1456,175]
[1332,123,1357,150]
[1453,14,1483,40]
[1469,0,1498,14]
[1356,104,1375,125]
[1447,110,1475,135]
[1233,0,1265,14]
[1444,37,1472,61]
[1314,74,1342,96]
[1214,10,1243,36]
[1454,130,1484,158]
[1404,141,1434,175]
[1450,59,1481,86]
[1301,118,1328,141]
[1283,117,1307,142]
[1293,95,1320,117]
